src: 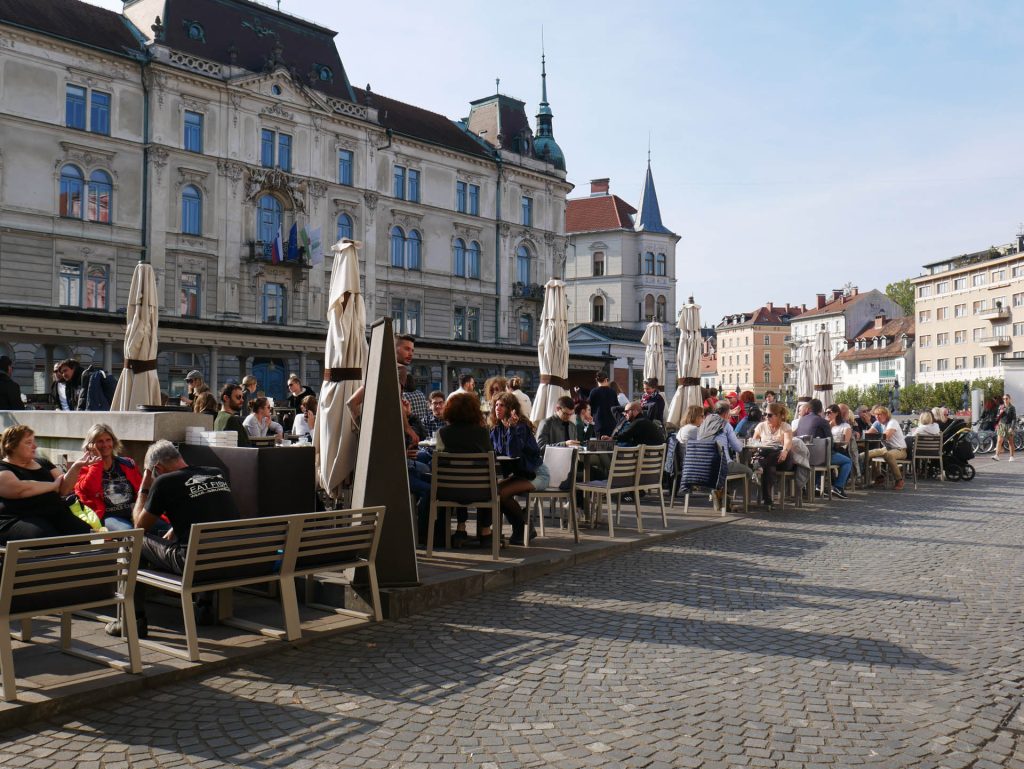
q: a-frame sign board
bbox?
[350,318,420,587]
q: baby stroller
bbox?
[942,424,976,481]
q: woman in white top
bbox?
[866,406,907,489]
[243,397,284,443]
[826,404,852,453]
[910,410,940,437]
[751,402,794,510]
[292,394,317,443]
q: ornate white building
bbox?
[0,0,602,401]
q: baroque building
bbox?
[0,0,600,401]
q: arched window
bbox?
[516,244,531,284]
[453,238,466,276]
[593,251,605,276]
[181,185,202,235]
[655,253,667,276]
[643,251,655,274]
[257,194,283,244]
[407,229,421,270]
[644,294,655,319]
[592,295,605,323]
[467,241,481,279]
[656,295,667,322]
[87,170,112,223]
[59,165,84,219]
[336,213,353,241]
[390,226,405,268]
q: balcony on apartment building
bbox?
[978,305,1011,321]
[978,335,1012,348]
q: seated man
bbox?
[422,391,447,438]
[611,400,666,446]
[243,397,285,442]
[537,396,580,450]
[213,383,251,447]
[795,398,852,498]
[106,440,240,638]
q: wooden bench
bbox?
[0,529,144,701]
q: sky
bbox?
[88,0,1024,324]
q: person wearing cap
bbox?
[0,355,22,410]
[181,370,204,407]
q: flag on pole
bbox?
[309,227,324,266]
[299,226,311,260]
[287,222,298,261]
[271,226,283,264]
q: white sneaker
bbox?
[1010,456,1015,462]
[992,455,1000,461]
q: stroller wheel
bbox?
[961,464,975,481]
[945,465,962,481]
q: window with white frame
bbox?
[390,227,421,270]
[456,181,466,213]
[521,196,533,227]
[918,309,931,323]
[391,298,421,336]
[257,194,283,244]
[973,354,987,367]
[972,273,985,287]
[954,330,966,344]
[954,303,967,317]
[337,149,353,186]
[656,295,667,322]
[936,358,949,371]
[453,238,465,276]
[467,241,480,278]
[592,295,604,322]
[59,262,109,310]
[954,277,967,290]
[516,244,531,284]
[919,361,932,373]
[181,185,202,235]
[954,357,966,369]
[918,285,932,298]
[643,252,655,274]
[936,281,949,294]
[336,212,353,241]
[59,165,112,223]
[936,306,949,320]
[260,129,291,171]
[593,251,604,276]
[655,253,667,276]
[261,282,287,324]
[936,332,949,346]
[184,111,203,153]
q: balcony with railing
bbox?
[978,335,1011,348]
[246,241,312,268]
[978,305,1010,321]
[512,282,545,301]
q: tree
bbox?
[885,278,915,316]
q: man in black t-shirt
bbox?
[107,440,239,638]
[588,372,620,439]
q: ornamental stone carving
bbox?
[261,103,294,121]
[245,166,306,213]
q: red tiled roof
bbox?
[565,195,636,233]
[750,305,804,325]
[798,291,871,318]
[835,317,914,362]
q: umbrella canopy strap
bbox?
[324,367,362,382]
[677,377,701,386]
[126,358,158,373]
[813,384,834,391]
[539,375,569,387]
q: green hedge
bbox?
[832,378,1003,414]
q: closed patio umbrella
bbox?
[795,340,814,404]
[813,325,834,409]
[665,297,702,429]
[110,262,161,410]
[530,278,569,425]
[641,320,665,390]
[314,239,368,500]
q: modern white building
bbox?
[835,315,915,389]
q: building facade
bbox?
[566,323,676,400]
[911,235,1024,384]
[716,303,803,395]
[0,0,578,402]
[563,172,679,332]
[835,315,915,389]
[787,288,904,389]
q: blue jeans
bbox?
[831,452,852,490]
[104,515,171,535]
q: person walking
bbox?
[993,394,1017,462]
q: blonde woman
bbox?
[677,405,705,443]
[751,402,794,510]
[866,406,908,489]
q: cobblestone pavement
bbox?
[4,463,1024,768]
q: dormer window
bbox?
[317,65,333,82]
[186,21,205,42]
[271,84,282,96]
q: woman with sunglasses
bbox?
[751,402,794,511]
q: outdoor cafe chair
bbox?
[578,445,641,538]
[910,433,944,488]
[806,437,833,501]
[679,441,745,516]
[427,451,501,561]
[871,436,915,489]
[528,445,579,544]
[615,444,668,530]
[0,529,144,701]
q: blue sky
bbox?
[90,0,1024,324]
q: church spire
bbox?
[635,157,672,234]
[533,30,565,171]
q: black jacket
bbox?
[0,371,22,410]
[612,415,666,446]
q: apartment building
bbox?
[835,315,915,388]
[716,303,803,395]
[911,234,1024,384]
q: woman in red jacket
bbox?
[74,423,143,531]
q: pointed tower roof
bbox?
[532,41,566,171]
[635,160,673,234]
